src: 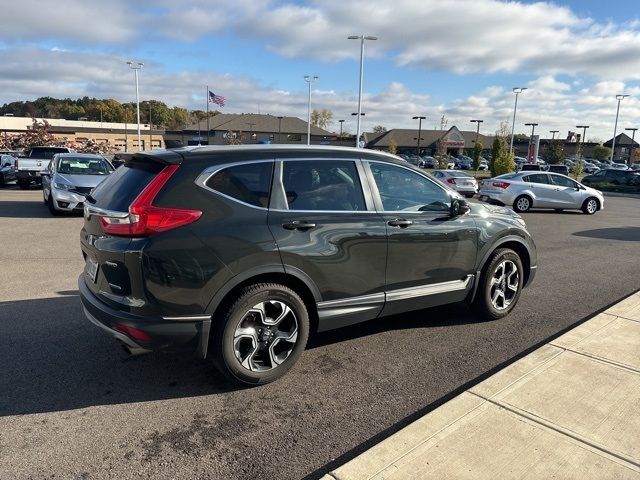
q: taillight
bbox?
[492,181,511,189]
[99,164,202,237]
[114,323,151,342]
[447,178,457,184]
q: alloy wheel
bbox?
[587,199,597,214]
[489,260,519,310]
[516,197,530,212]
[233,300,298,372]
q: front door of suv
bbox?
[365,161,478,316]
[268,158,388,330]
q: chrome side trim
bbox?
[386,275,473,302]
[317,292,385,309]
[162,314,212,322]
[84,205,129,219]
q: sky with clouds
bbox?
[1,0,640,139]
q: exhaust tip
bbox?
[119,341,151,356]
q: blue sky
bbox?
[1,0,640,139]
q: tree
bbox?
[388,139,398,155]
[372,125,387,134]
[472,141,483,171]
[491,136,515,176]
[310,109,333,129]
[543,140,564,164]
[496,120,511,139]
[440,115,448,130]
[593,145,612,161]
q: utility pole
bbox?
[126,61,144,151]
[470,119,483,143]
[510,87,527,153]
[611,94,630,162]
[550,130,559,140]
[413,116,426,157]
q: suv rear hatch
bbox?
[80,150,200,315]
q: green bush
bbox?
[491,136,515,176]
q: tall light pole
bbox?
[126,61,144,151]
[550,130,559,140]
[412,116,426,157]
[339,119,345,138]
[576,125,589,163]
[470,119,483,143]
[277,116,283,143]
[525,122,538,138]
[625,127,638,165]
[510,87,527,153]
[304,75,318,145]
[348,35,378,148]
[611,94,629,162]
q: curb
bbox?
[602,191,640,199]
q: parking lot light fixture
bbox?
[510,87,527,153]
[576,125,589,163]
[413,116,426,156]
[611,94,630,162]
[304,75,318,145]
[349,35,378,148]
[625,127,638,165]
[126,61,144,151]
[550,130,559,140]
[470,119,483,143]
[338,119,345,138]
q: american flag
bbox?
[208,90,226,107]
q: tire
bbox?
[471,248,524,320]
[555,209,564,213]
[211,283,310,386]
[465,194,475,198]
[582,197,599,215]
[47,195,61,216]
[18,179,30,190]
[0,174,4,187]
[513,195,532,213]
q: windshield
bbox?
[57,157,113,175]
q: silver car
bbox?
[478,171,604,215]
[431,169,478,197]
[42,153,114,215]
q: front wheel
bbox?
[582,197,599,215]
[471,248,524,320]
[212,283,310,386]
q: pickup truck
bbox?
[16,146,72,189]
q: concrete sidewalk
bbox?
[323,291,640,480]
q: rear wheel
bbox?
[513,195,532,213]
[471,248,524,320]
[582,197,599,215]
[555,209,564,213]
[212,283,309,386]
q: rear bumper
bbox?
[78,275,211,358]
[16,171,42,182]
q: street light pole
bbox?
[348,35,378,148]
[470,119,483,143]
[277,116,283,143]
[126,61,144,151]
[576,125,589,164]
[304,75,318,145]
[510,87,527,153]
[611,94,629,162]
[550,130,559,140]
[413,116,426,157]
[339,119,345,139]
[625,127,638,165]
[525,122,538,163]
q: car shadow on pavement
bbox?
[0,199,51,218]
[0,295,479,417]
[0,295,236,417]
[574,226,640,242]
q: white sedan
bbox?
[478,171,604,215]
[431,169,478,198]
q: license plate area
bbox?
[86,257,99,283]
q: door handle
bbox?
[387,219,413,228]
[282,221,316,230]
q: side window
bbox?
[550,175,577,188]
[282,160,365,211]
[524,174,549,184]
[370,162,450,212]
[205,162,273,208]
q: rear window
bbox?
[205,162,273,208]
[29,148,69,160]
[89,161,162,211]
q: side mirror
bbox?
[450,198,471,217]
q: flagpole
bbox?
[206,85,210,145]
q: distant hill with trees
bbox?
[0,96,219,130]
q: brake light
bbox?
[447,178,457,184]
[492,181,511,189]
[99,164,202,237]
[114,323,151,342]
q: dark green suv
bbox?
[79,146,537,385]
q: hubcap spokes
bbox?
[489,260,519,310]
[517,198,529,210]
[588,200,596,213]
[233,300,298,372]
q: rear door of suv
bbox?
[267,157,387,330]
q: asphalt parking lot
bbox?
[1,187,639,479]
